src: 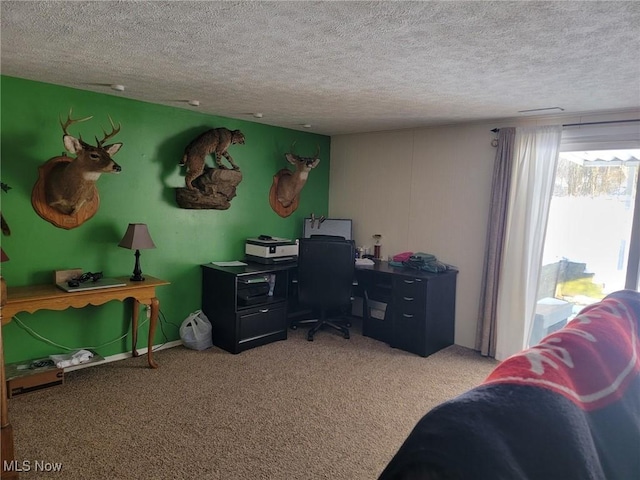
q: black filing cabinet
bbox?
[201,263,291,354]
[358,262,457,357]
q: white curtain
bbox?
[494,125,563,360]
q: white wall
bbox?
[328,109,640,350]
[329,123,495,349]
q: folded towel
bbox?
[389,252,448,273]
[392,251,413,262]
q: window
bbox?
[529,147,640,347]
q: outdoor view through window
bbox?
[530,149,639,347]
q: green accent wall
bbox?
[0,76,330,364]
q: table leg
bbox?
[1,324,19,480]
[147,297,160,369]
[131,298,140,358]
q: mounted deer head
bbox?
[276,145,320,208]
[43,109,123,216]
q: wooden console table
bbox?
[0,275,169,479]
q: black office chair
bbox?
[296,235,355,341]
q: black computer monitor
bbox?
[302,218,352,240]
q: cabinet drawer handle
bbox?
[403,296,414,301]
[402,313,414,318]
[403,279,414,284]
[259,309,269,313]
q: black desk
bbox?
[356,262,458,357]
[201,261,458,357]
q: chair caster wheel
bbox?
[290,325,298,330]
[344,332,350,339]
[307,335,314,341]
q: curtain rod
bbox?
[490,118,640,133]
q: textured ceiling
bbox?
[1,1,639,136]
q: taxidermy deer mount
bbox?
[269,144,320,218]
[31,109,123,229]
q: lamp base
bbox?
[130,249,146,282]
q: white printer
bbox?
[245,236,298,264]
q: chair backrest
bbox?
[297,236,355,310]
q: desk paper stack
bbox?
[356,258,375,266]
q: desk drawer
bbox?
[393,276,425,298]
[393,276,426,316]
[392,311,425,355]
[238,304,286,340]
[394,293,426,316]
[392,276,427,355]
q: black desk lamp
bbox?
[118,223,156,281]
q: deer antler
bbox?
[96,115,121,147]
[59,108,93,136]
[288,142,320,158]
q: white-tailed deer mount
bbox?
[269,145,320,218]
[31,110,123,229]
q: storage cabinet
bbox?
[201,263,291,354]
[359,263,457,357]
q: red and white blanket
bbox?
[379,290,640,480]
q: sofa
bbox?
[378,290,640,480]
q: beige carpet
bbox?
[8,319,497,480]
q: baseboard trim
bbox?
[65,340,183,372]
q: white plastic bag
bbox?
[180,310,213,351]
[49,349,94,368]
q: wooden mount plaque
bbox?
[31,156,99,230]
[269,169,299,218]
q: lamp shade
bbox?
[118,223,156,250]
